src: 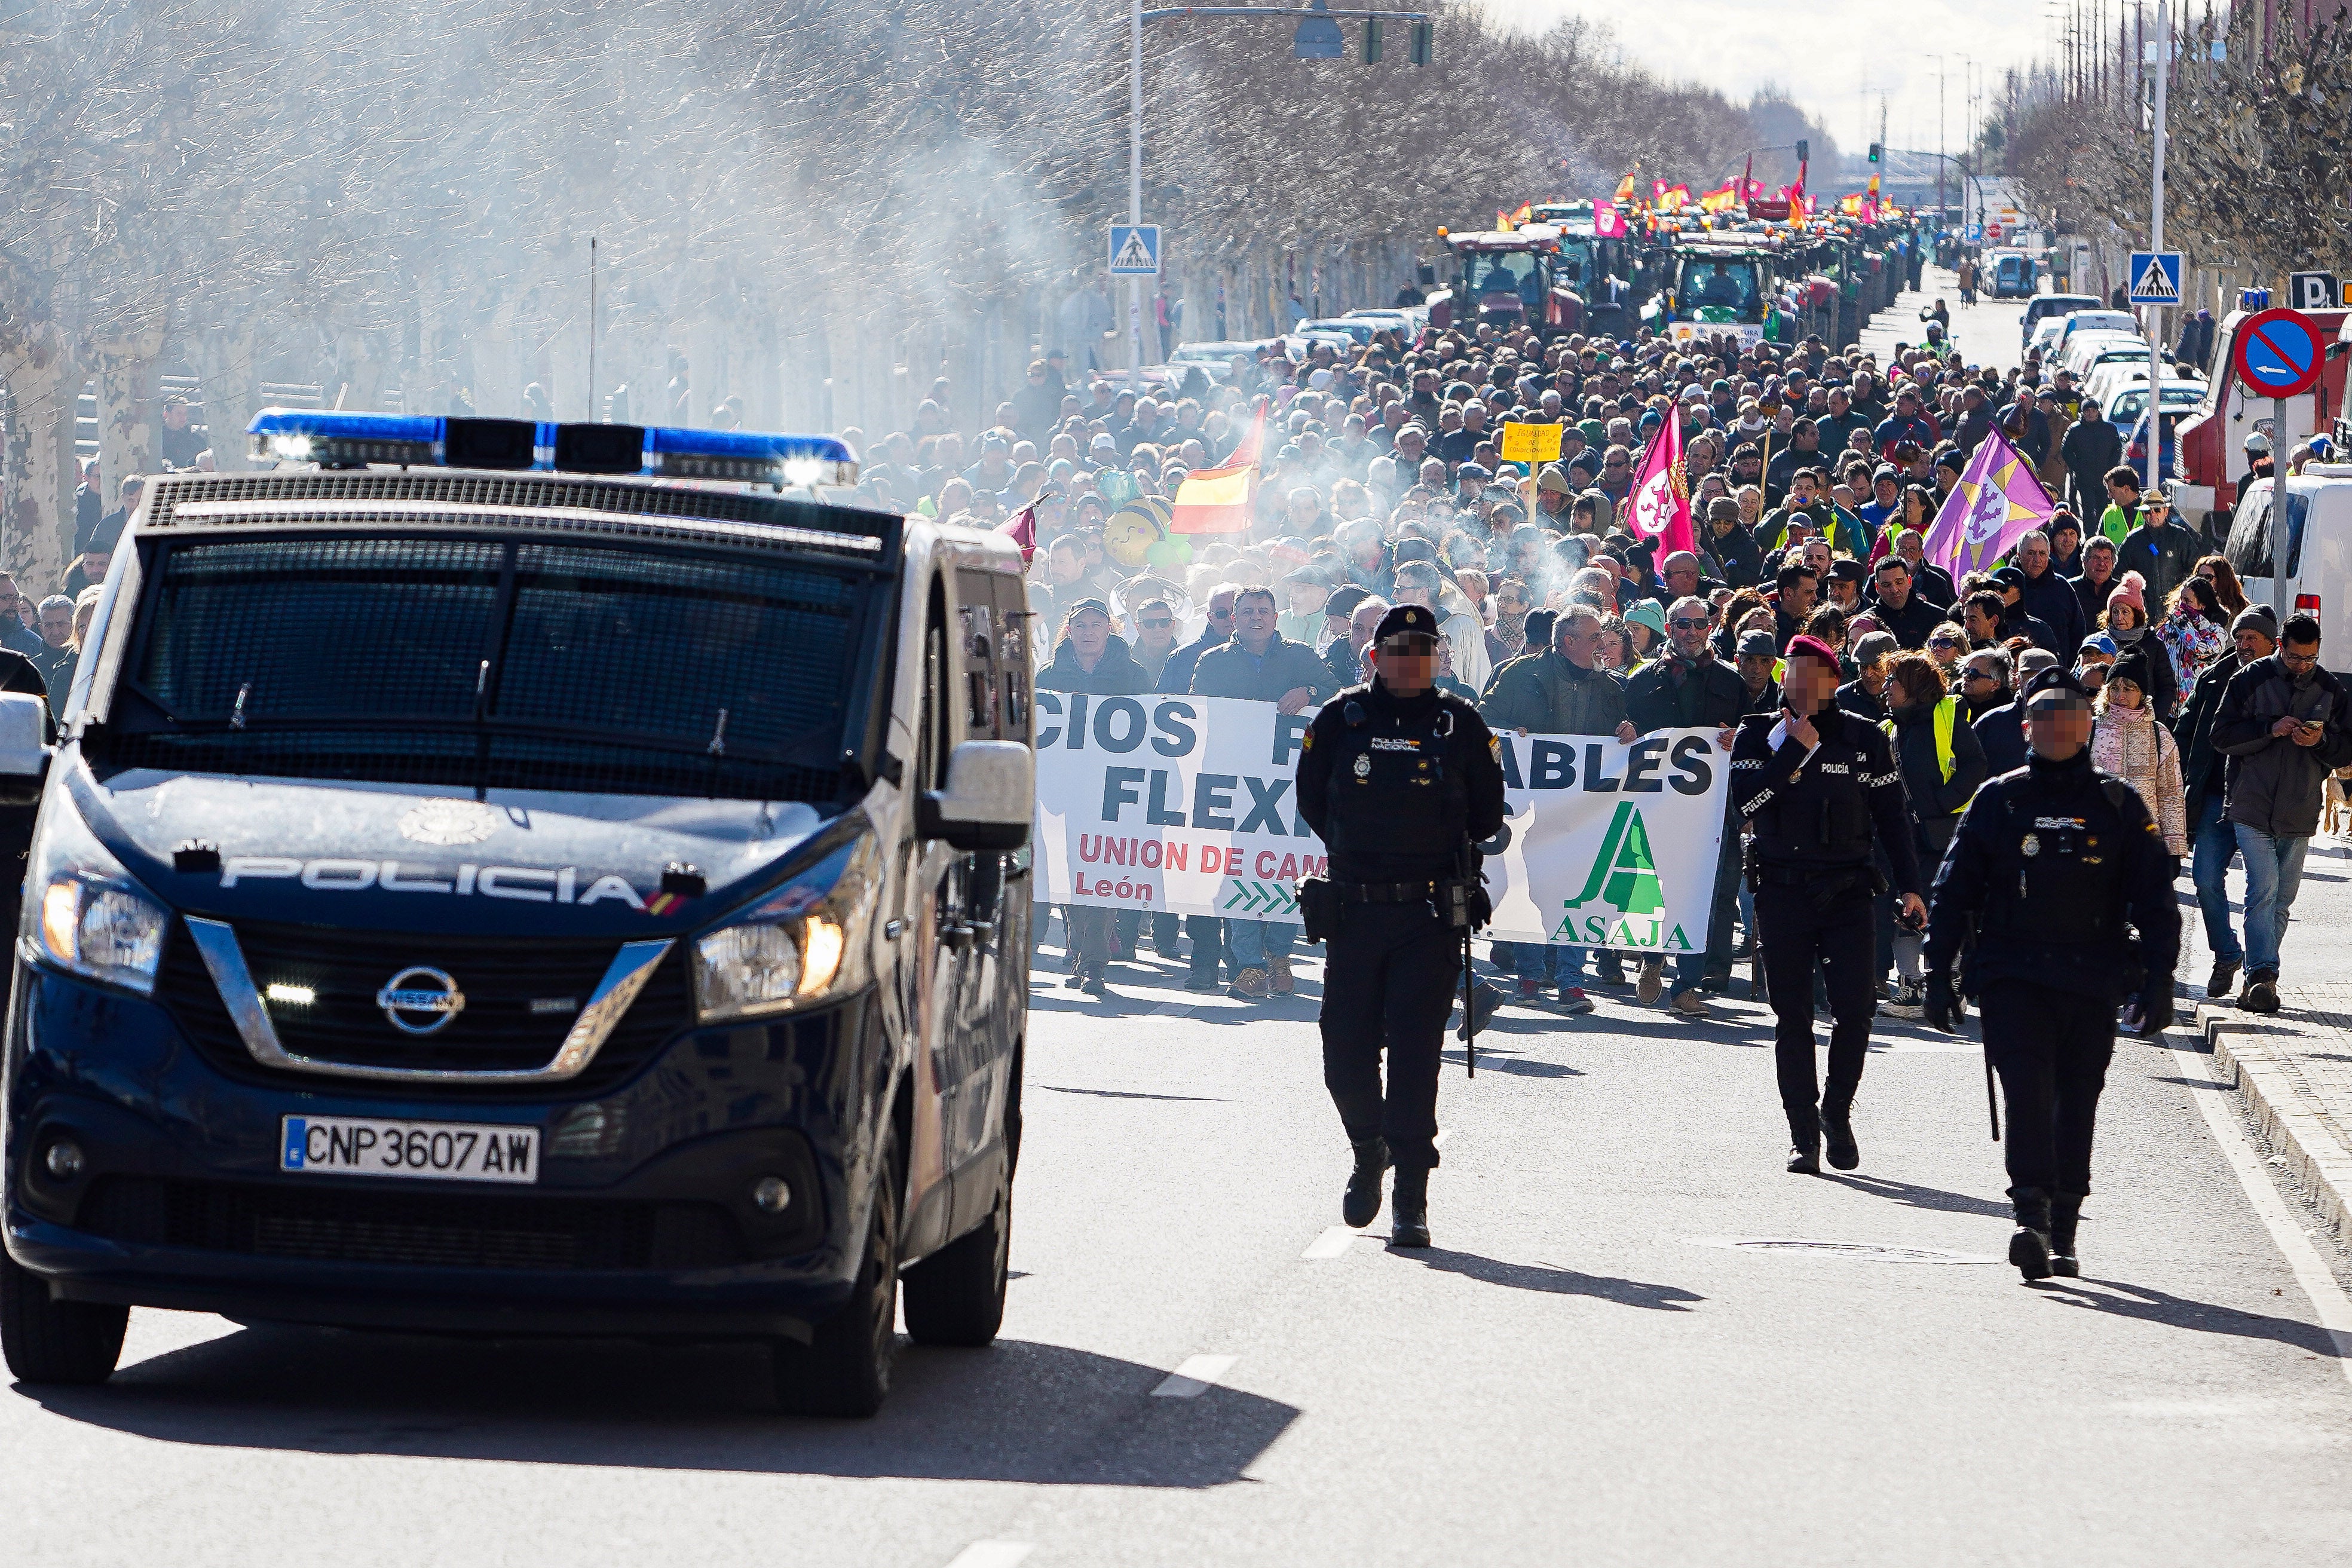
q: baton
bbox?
[1984,1044,2001,1142]
[1462,926,1477,1077]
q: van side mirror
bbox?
[915,740,1033,852]
[0,691,52,806]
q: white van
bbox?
[2222,466,2352,675]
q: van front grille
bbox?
[77,1175,746,1272]
[154,920,687,1095]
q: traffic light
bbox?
[1410,20,1432,66]
[1364,17,1382,62]
[1869,142,1882,164]
[1796,139,1809,165]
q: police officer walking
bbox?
[1922,668,2180,1280]
[1731,634,1924,1175]
[1297,604,1506,1248]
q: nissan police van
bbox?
[0,411,1036,1417]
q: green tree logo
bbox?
[1554,802,1689,950]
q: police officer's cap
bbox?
[2022,666,2091,709]
[1374,604,1441,644]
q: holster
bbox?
[1296,876,1339,944]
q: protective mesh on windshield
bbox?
[111,535,865,802]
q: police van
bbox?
[0,411,1036,1417]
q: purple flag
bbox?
[1922,428,2056,581]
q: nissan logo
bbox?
[376,966,467,1036]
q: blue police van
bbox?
[0,411,1036,1416]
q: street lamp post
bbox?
[2147,0,2169,446]
[1125,2,1432,388]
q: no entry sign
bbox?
[2232,307,2328,399]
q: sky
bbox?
[1475,0,2052,155]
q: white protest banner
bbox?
[1031,691,1731,955]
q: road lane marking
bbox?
[1149,1001,1194,1018]
[945,1545,1033,1568]
[1303,1226,1361,1258]
[1152,1354,1236,1396]
[1434,1126,1453,1148]
[2169,1037,2352,1391]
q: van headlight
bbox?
[23,793,167,996]
[692,835,876,1024]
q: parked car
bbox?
[2022,293,2103,347]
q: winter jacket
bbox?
[2092,700,2188,855]
[1705,523,1765,588]
[1868,590,1947,651]
[1836,677,1889,724]
[2060,416,2123,497]
[2155,607,2228,697]
[2173,647,2243,823]
[2070,568,2120,632]
[1156,628,1229,695]
[2013,566,2087,654]
[2116,517,2204,609]
[1480,650,1629,736]
[1037,634,1153,696]
[2106,628,2179,722]
[1973,700,2029,777]
[1626,651,1747,734]
[1886,695,1989,860]
[2211,654,2352,837]
[1189,632,1335,706]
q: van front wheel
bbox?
[902,1189,1010,1348]
[772,1137,901,1419]
[1,1250,127,1386]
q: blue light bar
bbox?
[247,410,442,468]
[244,409,859,488]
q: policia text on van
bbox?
[0,411,1036,1417]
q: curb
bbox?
[2192,1001,2352,1244]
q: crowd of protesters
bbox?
[852,289,2347,1020]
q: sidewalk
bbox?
[2181,838,2352,1245]
[2194,985,2352,1243]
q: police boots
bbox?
[1343,1137,1389,1229]
[2050,1191,2084,1278]
[1820,1096,1861,1172]
[1389,1165,1431,1248]
[2010,1187,2054,1281]
[1787,1111,1821,1175]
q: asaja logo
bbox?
[1552,802,1693,951]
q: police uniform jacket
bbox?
[1731,706,1922,895]
[1924,746,2180,1000]
[1297,681,1506,885]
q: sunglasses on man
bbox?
[1669,616,1712,630]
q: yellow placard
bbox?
[1500,422,1564,464]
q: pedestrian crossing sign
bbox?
[2127,250,2184,305]
[1108,224,1162,277]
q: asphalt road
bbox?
[7,287,2344,1566]
[7,912,2351,1566]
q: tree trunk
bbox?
[192,326,260,474]
[94,331,166,491]
[1,328,81,592]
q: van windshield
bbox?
[97,536,873,803]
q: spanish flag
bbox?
[1170,403,1267,535]
[1614,171,1638,203]
[1698,182,1739,213]
[1656,183,1692,212]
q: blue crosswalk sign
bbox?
[2127,250,2183,305]
[1108,225,1162,277]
